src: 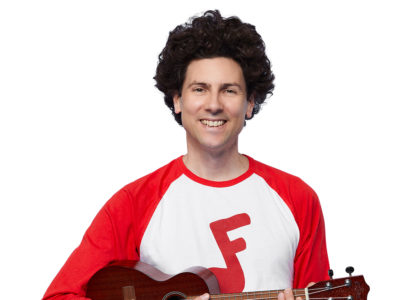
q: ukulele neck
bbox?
[186,288,306,300]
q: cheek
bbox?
[230,101,249,118]
[180,104,199,126]
[181,99,202,116]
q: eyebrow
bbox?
[187,81,244,91]
[221,83,243,91]
[187,81,210,88]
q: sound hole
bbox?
[162,291,186,300]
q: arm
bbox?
[42,189,139,300]
[291,179,330,288]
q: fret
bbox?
[204,288,304,300]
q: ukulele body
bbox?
[86,260,370,300]
[86,260,220,300]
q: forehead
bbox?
[183,57,245,87]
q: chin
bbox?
[201,138,234,151]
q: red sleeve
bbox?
[290,179,330,288]
[42,189,139,300]
[42,158,184,300]
[252,158,330,289]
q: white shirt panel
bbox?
[139,173,299,291]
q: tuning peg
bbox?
[328,269,334,279]
[345,266,354,276]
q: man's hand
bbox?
[194,282,315,300]
[278,282,315,300]
[193,293,209,300]
[278,289,301,300]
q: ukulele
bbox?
[86,260,370,300]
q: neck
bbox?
[186,289,305,300]
[184,142,248,181]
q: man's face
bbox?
[173,57,254,154]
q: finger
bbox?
[284,288,295,300]
[278,291,285,300]
[195,293,210,300]
[306,282,316,287]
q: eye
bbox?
[225,88,237,94]
[193,87,205,93]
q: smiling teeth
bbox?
[201,120,226,127]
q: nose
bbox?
[205,91,223,115]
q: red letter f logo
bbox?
[209,213,251,293]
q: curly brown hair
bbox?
[154,10,275,125]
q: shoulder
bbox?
[123,157,183,193]
[104,157,185,212]
[248,156,320,218]
[250,156,315,195]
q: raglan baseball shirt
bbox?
[43,155,329,300]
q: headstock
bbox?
[307,267,370,300]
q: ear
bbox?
[246,95,255,119]
[173,93,182,114]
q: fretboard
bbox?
[186,288,305,300]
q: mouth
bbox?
[200,119,227,127]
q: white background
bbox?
[1,1,399,299]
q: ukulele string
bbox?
[307,298,353,300]
[303,282,355,300]
[196,282,353,300]
[209,296,352,300]
[204,296,351,300]
[307,282,351,295]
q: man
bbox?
[43,10,329,300]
